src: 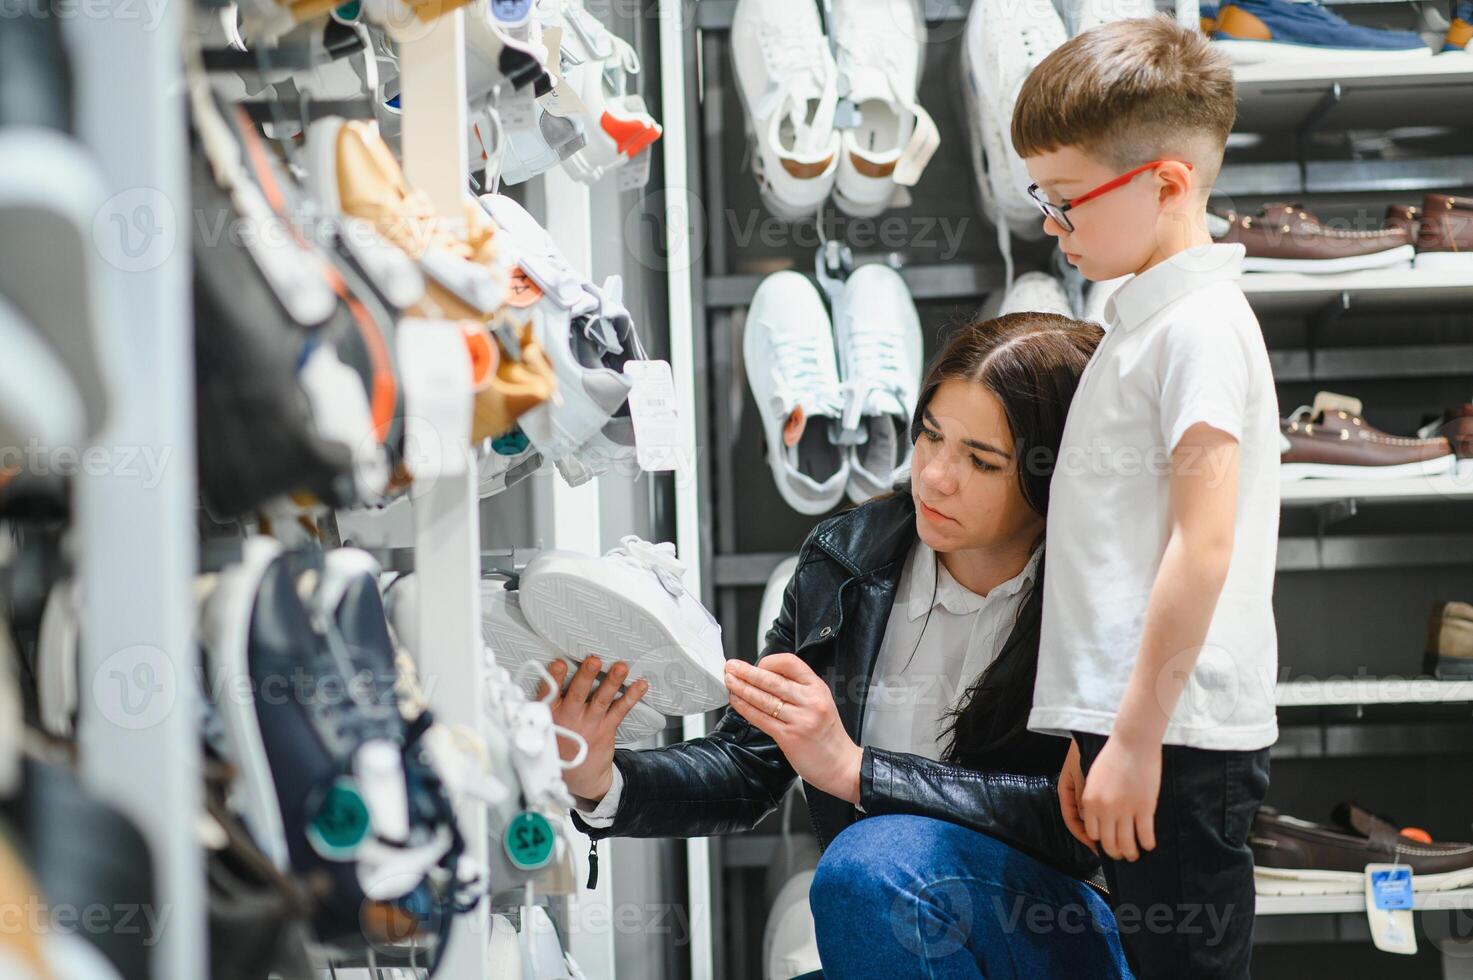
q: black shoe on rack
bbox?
[1,759,158,980]
[203,537,464,960]
[191,105,357,519]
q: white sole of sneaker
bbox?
[203,535,291,872]
[1280,453,1458,481]
[482,587,665,743]
[1243,245,1414,274]
[1413,251,1473,271]
[1213,38,1434,65]
[1255,864,1473,895]
[517,568,728,717]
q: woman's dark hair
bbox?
[918,311,1103,771]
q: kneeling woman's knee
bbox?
[810,815,937,914]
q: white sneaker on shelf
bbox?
[833,264,924,503]
[517,536,728,717]
[481,580,665,743]
[488,912,524,980]
[1060,0,1157,36]
[557,1,663,185]
[829,0,939,216]
[478,194,639,463]
[961,0,1066,272]
[732,0,841,220]
[478,428,546,498]
[762,868,822,980]
[995,271,1075,318]
[756,556,801,657]
[520,905,574,980]
[744,271,849,515]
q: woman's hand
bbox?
[723,653,864,805]
[1058,738,1096,853]
[538,656,650,804]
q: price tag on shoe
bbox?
[496,86,538,132]
[624,359,684,473]
[1364,864,1417,954]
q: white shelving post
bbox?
[66,11,207,980]
[658,0,715,976]
[398,14,495,979]
[535,162,618,978]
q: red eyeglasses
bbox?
[1026,159,1193,233]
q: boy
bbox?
[1015,17,1279,980]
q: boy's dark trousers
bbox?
[1074,732,1271,980]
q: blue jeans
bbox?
[807,814,1132,979]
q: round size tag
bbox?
[307,777,372,861]
[503,811,556,871]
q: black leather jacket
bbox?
[570,493,1101,882]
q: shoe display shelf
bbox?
[675,1,1473,976]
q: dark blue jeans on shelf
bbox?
[806,814,1132,979]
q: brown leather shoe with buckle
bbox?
[1414,193,1473,270]
[1280,391,1455,480]
[1253,804,1473,896]
[1211,203,1413,273]
[1427,600,1473,679]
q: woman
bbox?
[542,311,1129,977]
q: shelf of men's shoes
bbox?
[1257,888,1473,915]
[690,0,1399,31]
[1277,677,1473,706]
[1231,56,1473,133]
[704,261,1473,313]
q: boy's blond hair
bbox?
[1011,16,1235,183]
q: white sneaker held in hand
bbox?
[517,536,728,717]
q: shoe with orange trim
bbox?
[1444,0,1472,53]
[1211,0,1430,62]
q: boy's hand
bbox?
[1081,734,1161,862]
[1058,739,1095,853]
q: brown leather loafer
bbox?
[1253,804,1473,896]
[1384,203,1420,238]
[1212,203,1413,273]
[1418,404,1473,458]
[1414,193,1473,270]
[1281,391,1455,480]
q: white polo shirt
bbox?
[1029,243,1281,751]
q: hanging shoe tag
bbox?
[496,85,538,132]
[624,359,684,472]
[503,810,556,870]
[616,147,653,192]
[1364,864,1417,954]
[307,777,373,861]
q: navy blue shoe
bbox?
[1213,0,1430,61]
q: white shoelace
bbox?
[755,25,837,156]
[766,322,845,418]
